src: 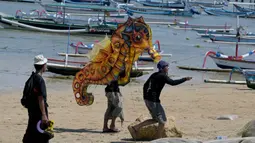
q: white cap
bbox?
[34,54,47,65]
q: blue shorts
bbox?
[144,100,167,124]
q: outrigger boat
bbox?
[203,16,255,69]
[47,58,153,77]
[39,2,127,17]
[0,6,119,34]
[204,67,255,90]
[13,9,124,26]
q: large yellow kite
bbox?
[72,16,161,106]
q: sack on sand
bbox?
[127,114,183,141]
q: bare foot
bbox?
[110,125,120,132]
[102,127,110,132]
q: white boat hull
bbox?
[210,56,255,69]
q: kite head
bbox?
[119,16,161,63]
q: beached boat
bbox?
[40,3,127,17]
[204,54,255,69]
[46,58,153,77]
[209,35,255,45]
[136,0,185,9]
[203,7,255,18]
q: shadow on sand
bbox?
[54,127,102,134]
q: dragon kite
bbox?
[72,16,161,106]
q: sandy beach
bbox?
[0,78,255,143]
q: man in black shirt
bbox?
[132,60,192,139]
[23,55,50,143]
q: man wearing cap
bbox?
[23,55,50,143]
[132,60,192,139]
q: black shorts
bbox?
[144,100,167,124]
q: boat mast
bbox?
[235,15,240,58]
[65,24,71,66]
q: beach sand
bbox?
[1,79,255,143]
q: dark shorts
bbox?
[144,100,167,124]
[105,92,124,121]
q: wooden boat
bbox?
[124,6,196,17]
[0,14,116,34]
[209,35,255,45]
[136,0,185,9]
[203,7,255,18]
[205,54,255,69]
[39,3,127,17]
[46,58,153,77]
